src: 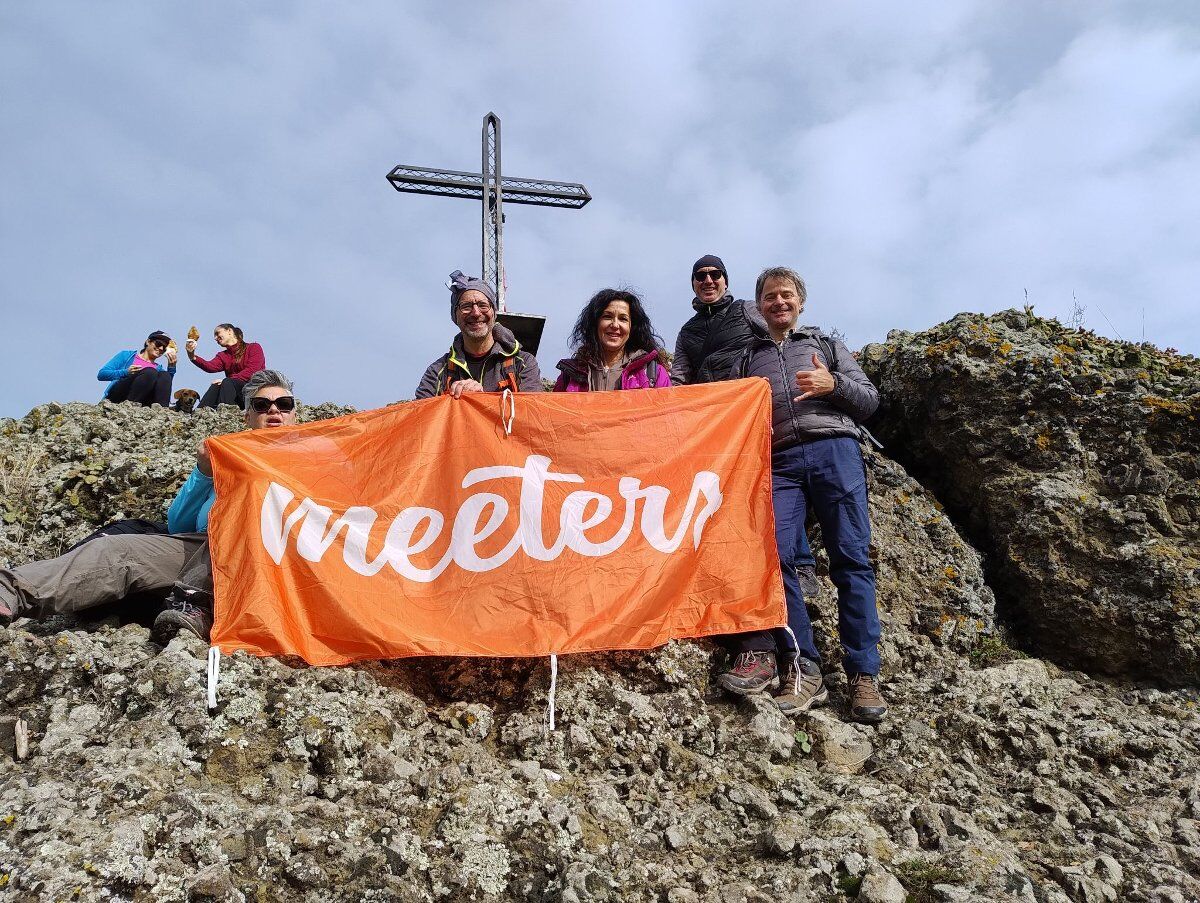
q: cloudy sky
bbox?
[2,1,1198,416]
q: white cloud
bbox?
[1,2,1197,417]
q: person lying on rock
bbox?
[97,330,177,407]
[414,271,543,399]
[710,266,888,724]
[0,370,299,644]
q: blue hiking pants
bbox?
[736,437,881,675]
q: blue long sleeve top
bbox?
[167,466,215,534]
[97,349,177,398]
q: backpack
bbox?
[440,354,522,396]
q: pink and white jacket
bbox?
[552,349,672,392]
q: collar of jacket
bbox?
[555,348,661,382]
[747,320,825,346]
[691,293,735,315]
[447,323,521,374]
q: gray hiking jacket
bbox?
[414,324,543,399]
[726,324,879,453]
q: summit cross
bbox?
[386,112,591,352]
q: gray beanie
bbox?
[447,270,497,322]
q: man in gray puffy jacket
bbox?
[715,266,887,723]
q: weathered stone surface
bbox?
[0,400,354,566]
[861,310,1200,684]
[0,380,1197,901]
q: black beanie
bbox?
[692,255,727,281]
[146,330,172,346]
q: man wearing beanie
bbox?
[414,270,543,399]
[669,255,765,387]
[675,256,824,673]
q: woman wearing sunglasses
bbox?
[0,370,300,644]
[97,330,177,407]
[186,323,267,410]
[553,288,671,392]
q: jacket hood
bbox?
[450,322,520,360]
[555,348,663,381]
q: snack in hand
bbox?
[187,326,200,341]
[167,339,178,353]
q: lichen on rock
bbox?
[0,376,1197,901]
[861,309,1200,685]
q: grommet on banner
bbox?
[545,653,558,733]
[501,388,516,436]
[207,646,221,710]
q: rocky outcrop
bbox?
[0,400,353,565]
[861,310,1200,685]
[0,382,1197,901]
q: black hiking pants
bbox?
[108,368,173,407]
[198,377,247,410]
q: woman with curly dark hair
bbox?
[553,288,671,392]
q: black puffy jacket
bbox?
[669,294,764,386]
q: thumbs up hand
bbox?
[794,353,836,402]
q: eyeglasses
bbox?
[149,341,167,351]
[693,270,724,283]
[456,301,494,315]
[249,395,296,414]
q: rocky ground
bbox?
[1,323,1198,902]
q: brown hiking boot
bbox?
[152,594,213,644]
[716,651,780,696]
[776,658,829,715]
[848,673,888,723]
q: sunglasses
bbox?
[693,270,725,283]
[249,395,296,414]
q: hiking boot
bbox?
[848,673,888,723]
[775,658,829,715]
[716,651,780,696]
[796,565,821,601]
[152,594,213,644]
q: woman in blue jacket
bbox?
[97,330,177,406]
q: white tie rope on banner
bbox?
[782,625,801,693]
[501,388,516,436]
[207,646,221,710]
[546,653,558,733]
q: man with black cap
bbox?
[672,255,823,608]
[669,255,764,387]
[414,270,543,399]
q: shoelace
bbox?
[731,652,764,675]
[852,673,881,699]
[170,592,207,619]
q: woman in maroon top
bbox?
[186,323,267,409]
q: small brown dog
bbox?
[172,388,200,414]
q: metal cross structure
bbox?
[386,112,591,353]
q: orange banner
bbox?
[206,380,784,665]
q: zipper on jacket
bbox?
[777,341,800,448]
